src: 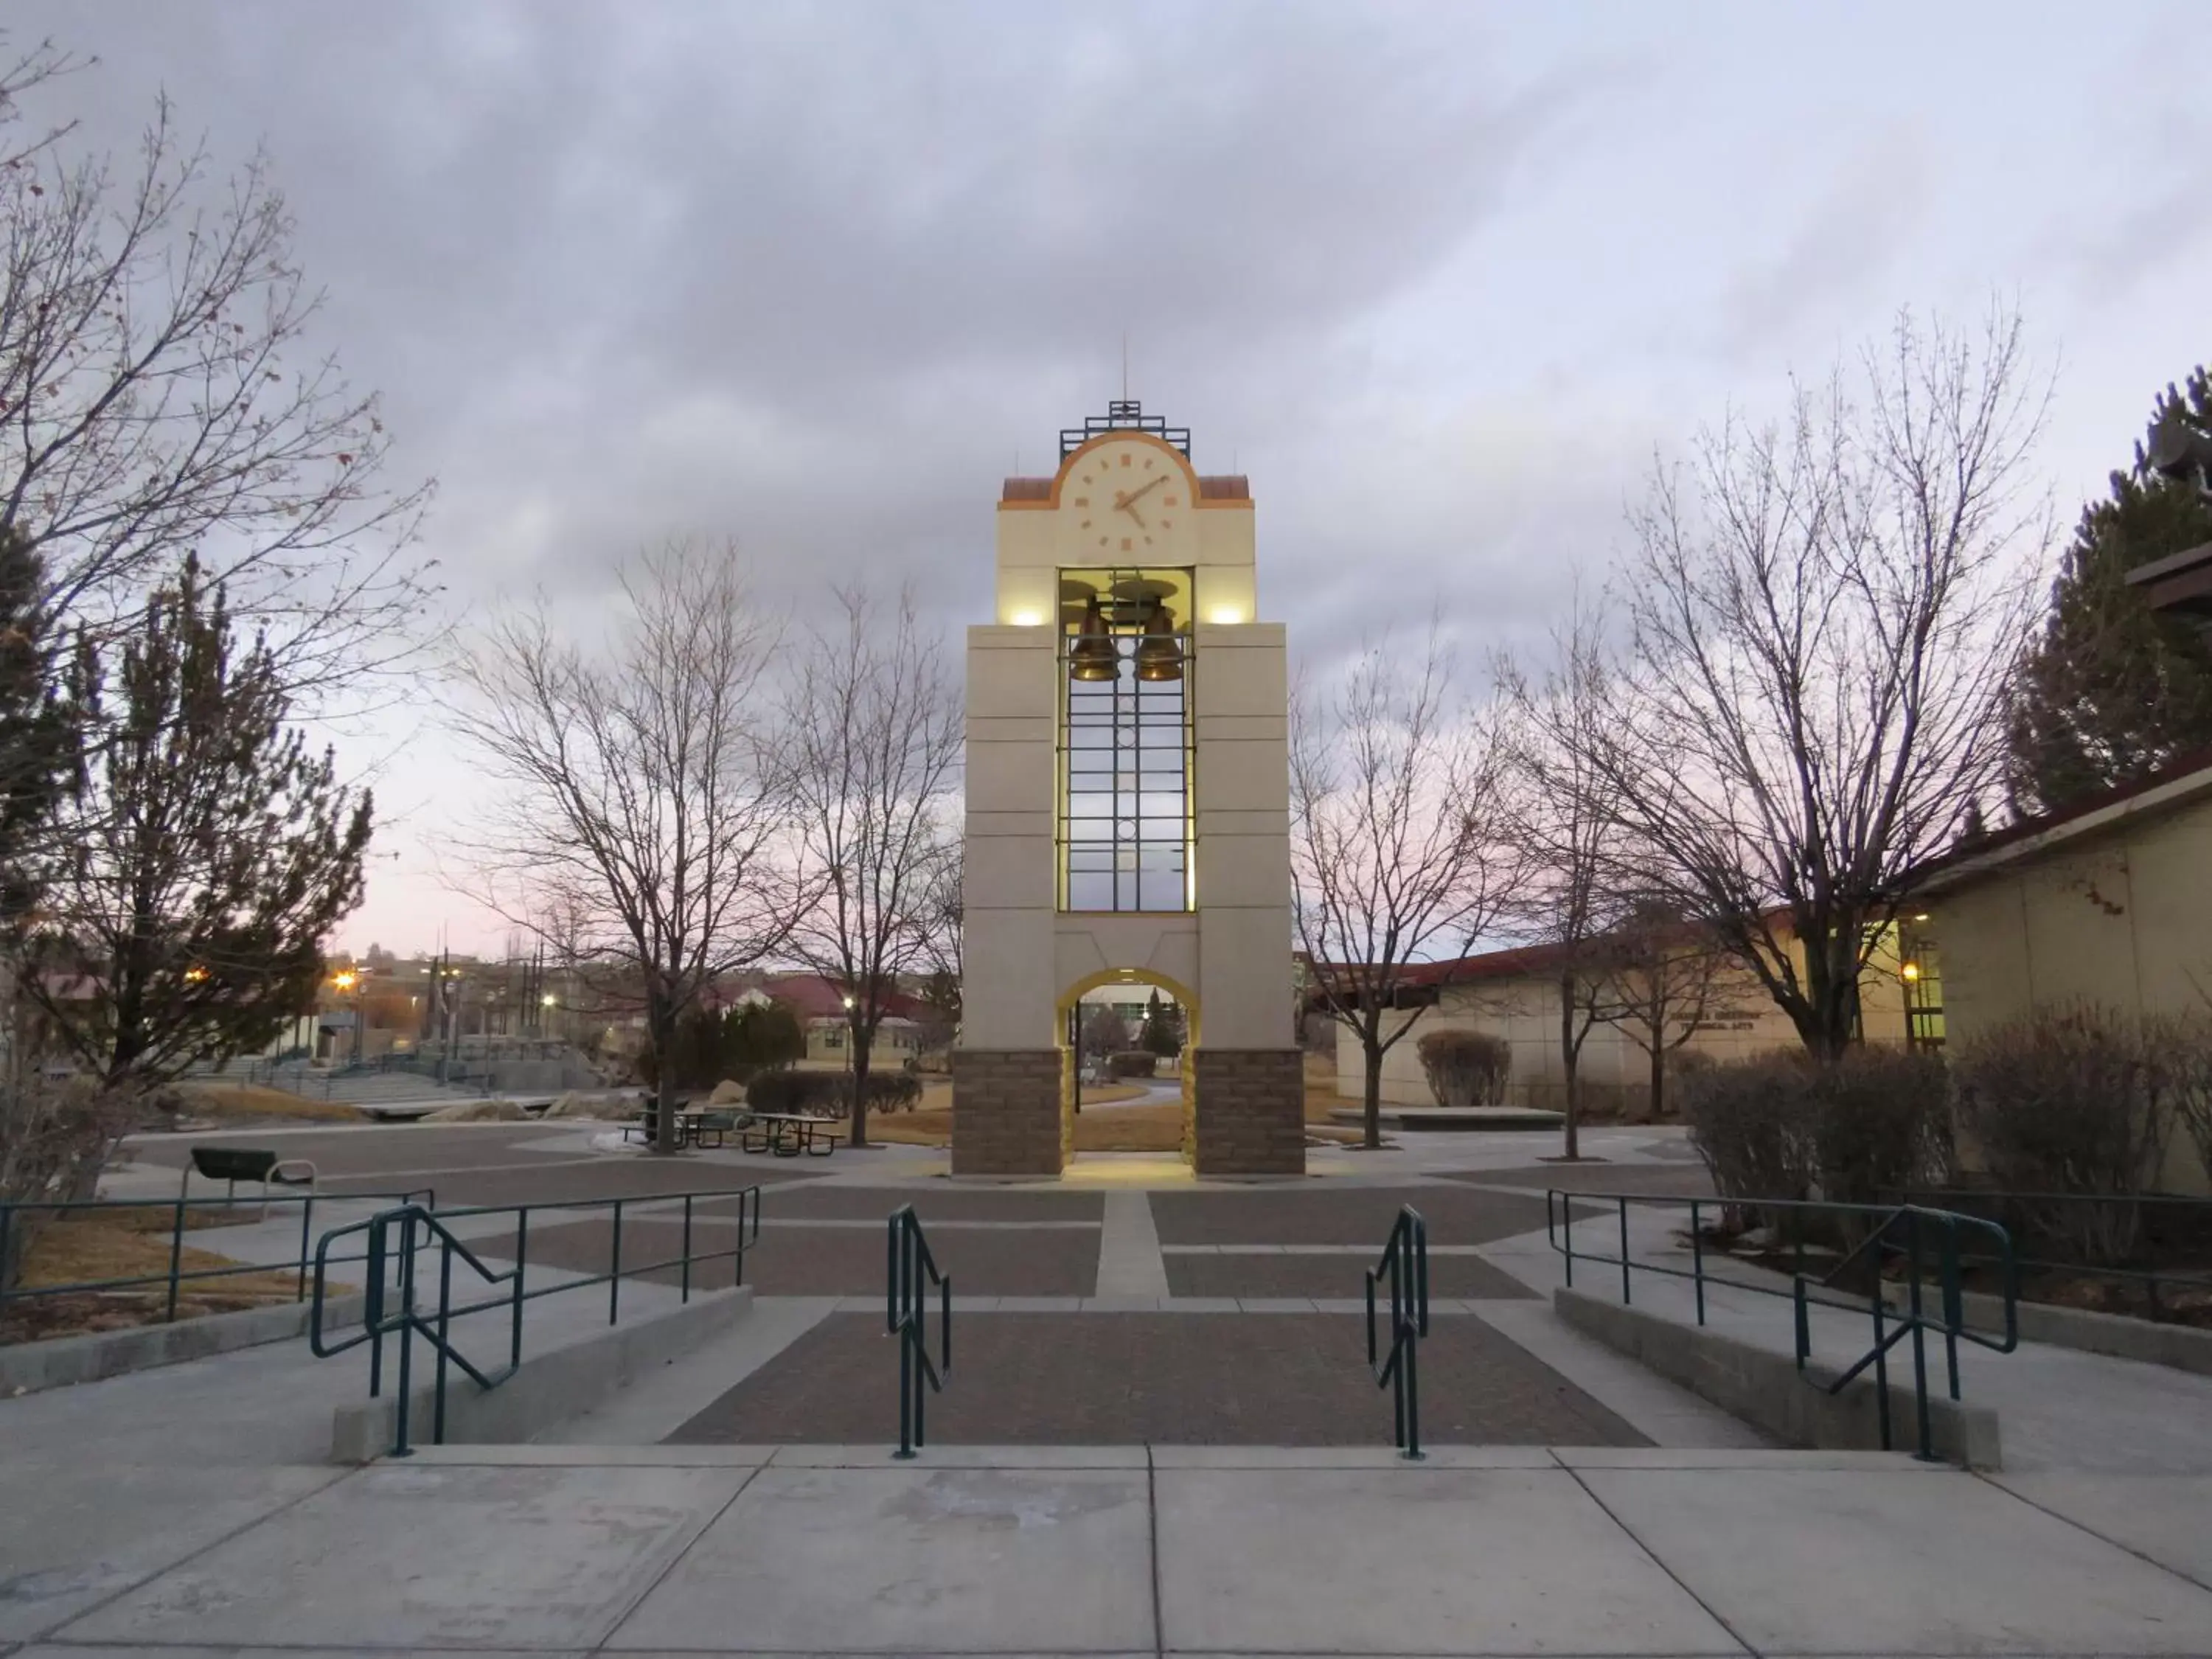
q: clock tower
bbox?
[954,402,1303,1177]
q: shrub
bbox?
[1680,1050,1818,1215]
[861,1071,924,1113]
[1680,1046,1952,1237]
[1811,1046,1952,1208]
[2153,1009,2212,1192]
[1107,1050,1158,1080]
[1416,1029,1510,1107]
[743,1067,923,1119]
[745,1068,846,1117]
[1950,1005,2184,1264]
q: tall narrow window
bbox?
[1059,569,1194,912]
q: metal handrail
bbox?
[1365,1204,1428,1459]
[0,1186,431,1339]
[1548,1190,2019,1461]
[1898,1188,2212,1320]
[886,1204,950,1458]
[310,1184,762,1456]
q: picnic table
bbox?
[620,1105,749,1151]
[741,1112,844,1158]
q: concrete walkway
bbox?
[11,1442,2211,1657]
[1476,1195,2212,1475]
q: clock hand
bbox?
[1124,475,1169,505]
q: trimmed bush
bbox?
[1107,1051,1159,1080]
[1679,1046,1951,1241]
[1680,1049,1818,1211]
[1416,1029,1510,1107]
[1950,1005,2187,1264]
[1811,1046,1952,1208]
[745,1068,846,1117]
[743,1067,924,1119]
[861,1071,924,1113]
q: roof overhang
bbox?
[1918,760,2212,896]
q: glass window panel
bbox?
[1058,581,1193,913]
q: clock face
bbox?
[1065,442,1185,559]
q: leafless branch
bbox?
[1290,629,1519,1147]
[443,538,794,1145]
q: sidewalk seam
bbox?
[29,1463,354,1646]
[1972,1470,2212,1596]
[1145,1444,1165,1659]
[1559,1463,1759,1658]
[588,1458,768,1652]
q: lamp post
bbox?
[330,968,366,1065]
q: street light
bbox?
[330,967,367,1063]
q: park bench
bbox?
[184,1145,318,1216]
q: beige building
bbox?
[1915,750,2212,1193]
[954,402,1301,1176]
[1335,927,1914,1114]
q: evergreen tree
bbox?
[1139,988,1185,1060]
[2008,369,2212,813]
[0,527,84,933]
[21,555,372,1088]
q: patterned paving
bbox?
[669,1311,1650,1446]
[1162,1251,1537,1301]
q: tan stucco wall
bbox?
[1925,787,2212,1193]
[1335,931,1915,1111]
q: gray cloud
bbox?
[10,1,2207,949]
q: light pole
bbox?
[330,968,366,1064]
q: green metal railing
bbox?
[886,1204,950,1458]
[1901,1189,2212,1321]
[1548,1191,2020,1461]
[310,1184,762,1456]
[0,1187,431,1340]
[1364,1204,1429,1459]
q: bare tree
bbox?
[1589,902,1725,1119]
[1498,589,1626,1159]
[0,38,431,695]
[1290,633,1517,1150]
[1589,308,2045,1059]
[448,540,793,1150]
[783,588,961,1149]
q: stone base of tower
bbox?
[1190,1048,1307,1177]
[950,1048,1067,1177]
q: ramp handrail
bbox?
[311,1185,762,1456]
[1365,1204,1429,1459]
[1548,1190,2018,1461]
[886,1204,950,1458]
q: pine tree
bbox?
[2007,369,2212,813]
[21,555,373,1088]
[0,527,84,933]
[1139,988,1180,1060]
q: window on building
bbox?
[1901,926,1944,1051]
[820,1026,845,1051]
[1060,568,1194,913]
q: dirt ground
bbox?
[3,1208,318,1343]
[173,1078,364,1124]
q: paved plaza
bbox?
[5,1118,2211,1655]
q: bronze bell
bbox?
[1069,595,1118,682]
[1134,603,1183,683]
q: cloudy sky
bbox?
[11,1,2209,955]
